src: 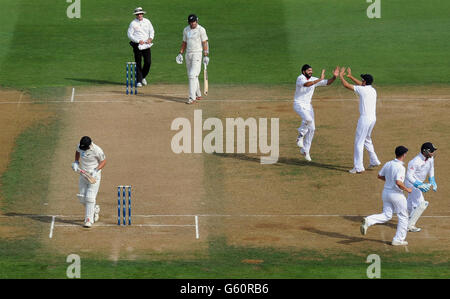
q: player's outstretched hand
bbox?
[333,66,339,77]
[339,67,346,77]
[320,69,325,80]
[346,67,352,77]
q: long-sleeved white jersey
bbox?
[405,153,435,188]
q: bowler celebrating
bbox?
[294,64,338,161]
[339,67,381,173]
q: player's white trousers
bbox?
[366,190,408,242]
[294,103,315,154]
[77,174,101,222]
[186,52,202,100]
[407,187,425,213]
[353,116,380,171]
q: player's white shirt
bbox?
[183,24,208,53]
[354,85,377,119]
[77,143,106,172]
[293,74,328,107]
[379,159,406,194]
[405,153,435,187]
[127,17,155,43]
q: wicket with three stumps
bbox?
[117,185,132,225]
[126,62,137,95]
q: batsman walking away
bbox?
[71,136,106,228]
[176,14,210,104]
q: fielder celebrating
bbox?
[360,146,412,246]
[71,136,106,228]
[294,64,338,161]
[176,14,209,104]
[127,7,155,87]
[339,67,381,173]
[405,142,438,232]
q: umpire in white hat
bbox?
[127,7,155,87]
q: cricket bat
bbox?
[78,169,97,184]
[203,63,208,96]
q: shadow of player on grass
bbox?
[4,212,82,226]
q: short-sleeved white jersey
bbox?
[293,74,328,106]
[379,159,406,194]
[405,153,435,187]
[354,85,377,119]
[183,24,208,53]
[77,143,106,172]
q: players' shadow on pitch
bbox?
[4,212,81,226]
[301,226,390,246]
[342,215,396,229]
[212,153,350,173]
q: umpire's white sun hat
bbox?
[133,7,146,15]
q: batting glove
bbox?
[71,161,79,172]
[429,176,437,192]
[203,56,209,66]
[176,53,183,64]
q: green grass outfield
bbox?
[1,0,450,279]
[0,0,448,88]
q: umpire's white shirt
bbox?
[405,153,435,187]
[354,85,377,119]
[128,17,155,43]
[77,143,106,173]
[294,74,328,107]
[379,159,406,194]
[183,25,208,53]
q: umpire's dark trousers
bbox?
[129,41,152,84]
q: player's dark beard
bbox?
[303,72,312,79]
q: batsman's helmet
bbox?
[188,14,198,23]
[421,142,437,157]
[79,136,92,151]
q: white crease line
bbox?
[195,215,199,240]
[49,216,55,239]
[70,88,75,102]
[2,214,450,218]
[54,224,195,227]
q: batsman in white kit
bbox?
[405,142,438,232]
[176,14,209,104]
[339,67,381,173]
[71,136,106,228]
[294,64,339,161]
[360,146,412,246]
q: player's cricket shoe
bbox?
[83,218,93,228]
[391,240,408,246]
[196,96,202,101]
[142,78,147,86]
[136,82,143,87]
[94,205,100,222]
[408,226,421,232]
[360,217,369,235]
[186,98,196,104]
[296,134,304,148]
[349,168,364,174]
[368,162,381,168]
[300,148,311,162]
